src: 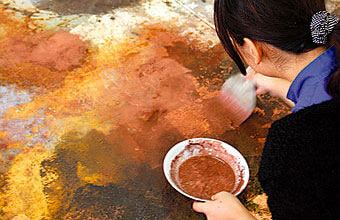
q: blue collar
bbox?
[287,46,338,112]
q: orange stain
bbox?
[257,138,266,144]
[254,107,265,116]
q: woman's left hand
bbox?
[192,192,256,220]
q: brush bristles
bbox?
[218,92,253,126]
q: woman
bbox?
[193,0,340,219]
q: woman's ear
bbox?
[242,38,263,65]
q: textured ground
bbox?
[1,0,338,219]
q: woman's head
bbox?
[214,0,340,96]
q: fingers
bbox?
[192,201,207,213]
[193,192,235,213]
[245,67,268,94]
[253,73,274,94]
[193,193,255,220]
[256,87,266,95]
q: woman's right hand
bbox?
[246,67,294,107]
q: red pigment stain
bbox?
[164,96,236,137]
[0,143,8,150]
[0,29,88,89]
[65,26,248,175]
[30,30,87,71]
[178,155,236,200]
[92,28,237,169]
[0,30,87,71]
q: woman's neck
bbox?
[280,46,328,82]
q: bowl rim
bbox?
[163,138,250,202]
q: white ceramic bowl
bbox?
[163,138,249,202]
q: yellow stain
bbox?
[2,145,52,220]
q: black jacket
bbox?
[258,97,340,220]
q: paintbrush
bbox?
[172,0,257,124]
[219,73,256,126]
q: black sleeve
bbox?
[257,104,340,220]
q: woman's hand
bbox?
[246,67,294,107]
[192,192,256,220]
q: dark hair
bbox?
[214,0,340,97]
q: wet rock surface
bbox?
[35,0,141,15]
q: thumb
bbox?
[192,201,207,213]
[245,66,255,80]
[211,191,230,200]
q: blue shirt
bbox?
[287,46,338,113]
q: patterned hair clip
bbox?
[310,11,339,45]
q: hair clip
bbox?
[310,11,339,45]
